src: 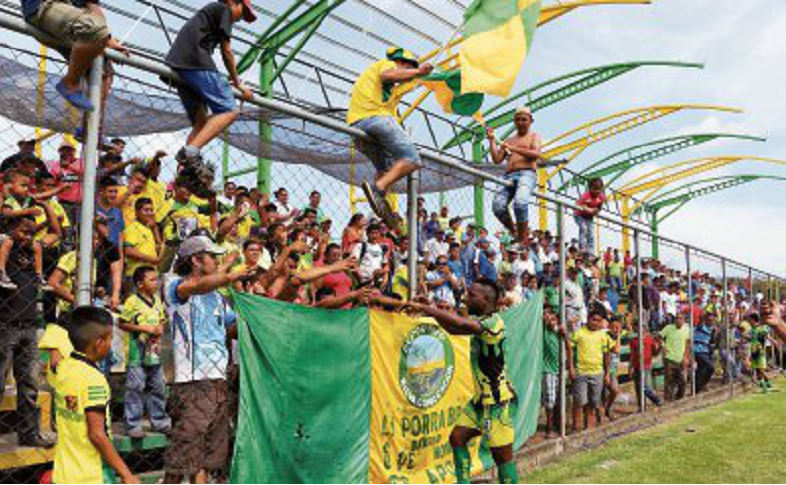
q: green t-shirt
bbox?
[544,285,560,310]
[543,327,561,375]
[608,261,623,277]
[659,324,691,363]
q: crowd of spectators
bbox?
[0,134,784,481]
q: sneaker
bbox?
[361,180,384,218]
[361,181,400,231]
[56,80,94,112]
[0,272,17,290]
[126,428,145,439]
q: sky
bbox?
[0,0,783,278]
[518,0,786,275]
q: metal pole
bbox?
[75,55,104,306]
[471,136,485,228]
[686,247,696,396]
[406,174,418,300]
[557,202,567,439]
[722,258,732,395]
[257,57,274,195]
[634,230,645,413]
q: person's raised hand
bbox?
[338,257,358,272]
[418,63,434,76]
[108,38,129,57]
[288,240,309,254]
[235,83,253,102]
[485,126,496,141]
[229,265,259,283]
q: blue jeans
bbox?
[125,365,170,432]
[492,170,537,227]
[353,116,421,173]
[575,215,595,254]
[174,69,237,124]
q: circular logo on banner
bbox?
[399,323,456,409]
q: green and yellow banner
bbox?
[230,292,544,483]
[460,0,542,97]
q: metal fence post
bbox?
[406,174,418,300]
[634,229,645,413]
[686,246,696,396]
[75,55,104,306]
[557,202,568,439]
[722,258,732,395]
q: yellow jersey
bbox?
[54,251,78,315]
[346,59,416,125]
[160,199,212,242]
[570,326,614,375]
[471,314,515,405]
[52,353,114,485]
[121,293,166,367]
[38,323,74,386]
[34,198,70,242]
[124,220,158,276]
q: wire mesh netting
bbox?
[0,32,783,485]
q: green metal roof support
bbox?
[443,61,703,150]
[237,0,347,77]
[641,175,786,257]
[556,133,766,193]
[233,0,347,193]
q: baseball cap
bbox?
[386,47,419,67]
[240,0,257,23]
[178,235,226,258]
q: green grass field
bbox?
[527,382,786,483]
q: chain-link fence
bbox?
[0,20,784,484]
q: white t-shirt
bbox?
[512,259,536,279]
[276,201,294,216]
[424,238,449,262]
[661,291,679,317]
[352,241,386,283]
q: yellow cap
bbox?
[386,47,419,67]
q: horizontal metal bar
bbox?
[0,11,781,281]
[226,165,259,179]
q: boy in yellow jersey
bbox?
[348,47,432,229]
[568,305,614,432]
[409,278,518,484]
[124,197,162,284]
[119,266,171,438]
[52,306,139,484]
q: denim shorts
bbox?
[174,69,237,123]
[492,169,537,225]
[573,373,603,408]
[353,116,421,173]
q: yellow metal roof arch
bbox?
[542,104,742,181]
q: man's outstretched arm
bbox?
[409,301,483,335]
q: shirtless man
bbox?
[487,106,542,247]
